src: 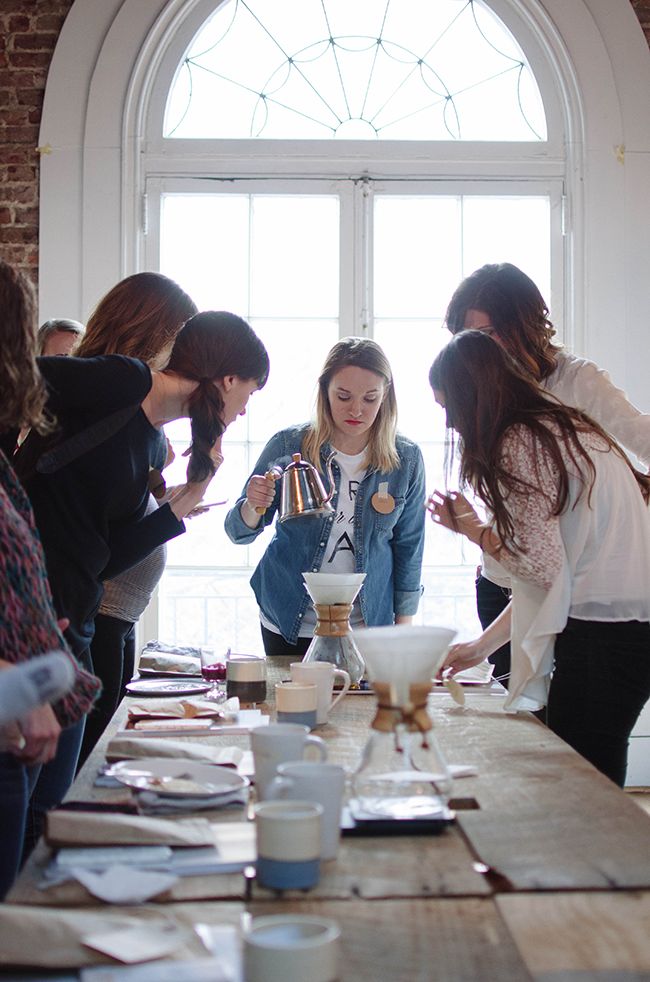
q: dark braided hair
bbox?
[165,311,269,481]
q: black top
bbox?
[22,355,184,656]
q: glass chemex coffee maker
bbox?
[301,572,366,685]
[350,625,457,821]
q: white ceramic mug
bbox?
[254,800,323,891]
[244,914,341,982]
[290,661,351,725]
[226,654,267,703]
[267,761,346,861]
[250,723,328,800]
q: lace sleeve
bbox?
[496,425,564,590]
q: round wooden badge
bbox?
[371,490,395,514]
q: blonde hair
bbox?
[302,337,399,473]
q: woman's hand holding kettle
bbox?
[241,470,280,527]
[246,473,277,512]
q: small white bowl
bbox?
[244,915,340,982]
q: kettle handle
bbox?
[323,450,337,504]
[255,469,281,515]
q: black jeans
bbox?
[548,618,650,787]
[476,574,512,685]
[261,624,311,659]
[77,614,136,772]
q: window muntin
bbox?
[164,0,546,141]
[152,180,554,649]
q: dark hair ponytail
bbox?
[166,311,269,482]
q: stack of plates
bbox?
[109,758,249,798]
[125,678,211,697]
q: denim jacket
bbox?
[224,424,426,643]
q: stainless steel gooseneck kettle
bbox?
[256,452,336,522]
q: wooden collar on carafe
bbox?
[313,602,353,637]
[372,681,433,733]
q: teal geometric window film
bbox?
[165,0,546,141]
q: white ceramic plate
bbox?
[110,758,249,798]
[136,667,201,678]
[125,678,211,697]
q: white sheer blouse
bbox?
[494,422,650,711]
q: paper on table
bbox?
[45,811,216,848]
[43,837,256,894]
[81,957,239,981]
[73,866,178,905]
[82,921,190,962]
[56,845,172,869]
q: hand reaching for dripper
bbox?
[426,490,483,541]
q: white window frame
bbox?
[145,174,564,337]
[140,173,561,643]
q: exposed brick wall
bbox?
[0,1,74,287]
[1,1,650,292]
[631,0,650,39]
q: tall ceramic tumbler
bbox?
[254,800,323,890]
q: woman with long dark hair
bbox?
[16,309,269,842]
[444,262,650,684]
[428,330,650,785]
[225,337,426,657]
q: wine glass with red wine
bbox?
[200,646,229,703]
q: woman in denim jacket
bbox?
[225,338,426,657]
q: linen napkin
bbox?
[135,788,247,815]
[127,697,239,720]
[0,905,208,969]
[45,811,216,848]
[137,651,201,675]
[105,737,246,767]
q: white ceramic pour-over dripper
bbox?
[302,572,366,606]
[351,625,457,705]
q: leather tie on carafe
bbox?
[313,603,353,638]
[372,681,433,734]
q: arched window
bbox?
[38,0,650,652]
[141,0,562,651]
[164,0,546,141]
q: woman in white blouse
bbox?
[428,330,650,786]
[444,262,650,687]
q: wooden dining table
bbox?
[3,656,650,980]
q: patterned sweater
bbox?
[0,449,100,726]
